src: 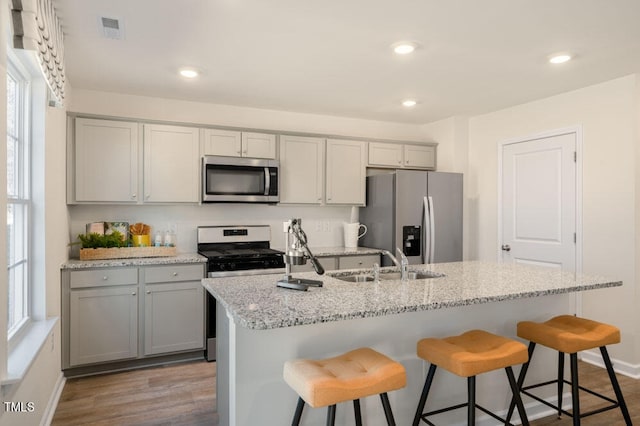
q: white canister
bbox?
[343,222,367,248]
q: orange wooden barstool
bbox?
[413,329,530,425]
[506,315,631,426]
[283,347,407,425]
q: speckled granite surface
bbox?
[203,260,622,330]
[309,246,383,257]
[61,253,207,269]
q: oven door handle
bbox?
[264,167,271,196]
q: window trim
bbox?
[6,52,33,342]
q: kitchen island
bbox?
[203,261,621,426]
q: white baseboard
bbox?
[40,372,65,426]
[580,349,640,379]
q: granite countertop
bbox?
[309,246,383,257]
[61,253,207,270]
[203,261,622,330]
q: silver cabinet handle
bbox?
[172,272,178,276]
[102,276,108,280]
[146,290,151,294]
[501,244,511,252]
[132,292,136,296]
[131,194,136,199]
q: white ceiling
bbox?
[54,0,640,124]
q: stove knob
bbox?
[263,260,271,268]
[228,263,236,270]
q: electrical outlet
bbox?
[323,222,330,232]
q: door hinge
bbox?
[574,232,577,243]
[574,151,577,162]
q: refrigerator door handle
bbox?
[423,196,430,264]
[428,196,435,264]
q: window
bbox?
[6,59,31,338]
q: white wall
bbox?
[467,75,640,365]
[0,3,69,423]
[67,89,430,251]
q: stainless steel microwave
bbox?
[202,156,279,203]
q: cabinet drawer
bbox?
[338,255,381,270]
[145,264,204,283]
[69,268,138,289]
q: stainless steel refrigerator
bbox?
[359,170,463,265]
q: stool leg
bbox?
[557,351,565,418]
[412,364,437,426]
[292,397,305,426]
[468,376,476,425]
[326,404,336,426]
[600,346,632,425]
[569,353,580,426]
[353,399,362,426]
[506,366,529,426]
[505,342,536,423]
[380,392,396,426]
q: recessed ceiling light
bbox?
[392,42,418,55]
[549,54,572,64]
[179,68,199,78]
[402,99,417,107]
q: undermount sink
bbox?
[332,270,444,282]
[379,271,444,280]
[335,274,376,283]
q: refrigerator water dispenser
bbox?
[402,226,421,257]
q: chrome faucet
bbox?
[380,250,400,267]
[381,248,409,281]
[397,247,409,281]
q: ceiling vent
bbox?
[99,16,124,40]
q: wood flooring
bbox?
[51,361,217,425]
[51,360,638,425]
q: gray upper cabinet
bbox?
[143,124,200,203]
[279,135,325,204]
[73,118,140,203]
[368,142,436,170]
[69,118,201,204]
[202,129,276,159]
[325,139,366,205]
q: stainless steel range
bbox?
[197,225,285,361]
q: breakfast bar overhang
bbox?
[203,261,622,426]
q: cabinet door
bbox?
[69,286,138,366]
[326,139,366,205]
[279,135,324,204]
[144,281,204,355]
[404,144,436,169]
[368,142,403,168]
[242,132,276,159]
[291,257,337,272]
[202,129,242,157]
[144,124,200,202]
[338,255,381,270]
[75,118,139,202]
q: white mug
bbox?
[344,222,367,248]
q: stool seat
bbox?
[517,315,620,353]
[284,347,406,409]
[417,329,528,377]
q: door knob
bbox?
[501,244,511,252]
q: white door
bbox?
[501,132,577,272]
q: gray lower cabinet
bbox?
[144,280,204,355]
[63,263,205,371]
[290,253,380,272]
[69,285,138,366]
[337,254,380,270]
